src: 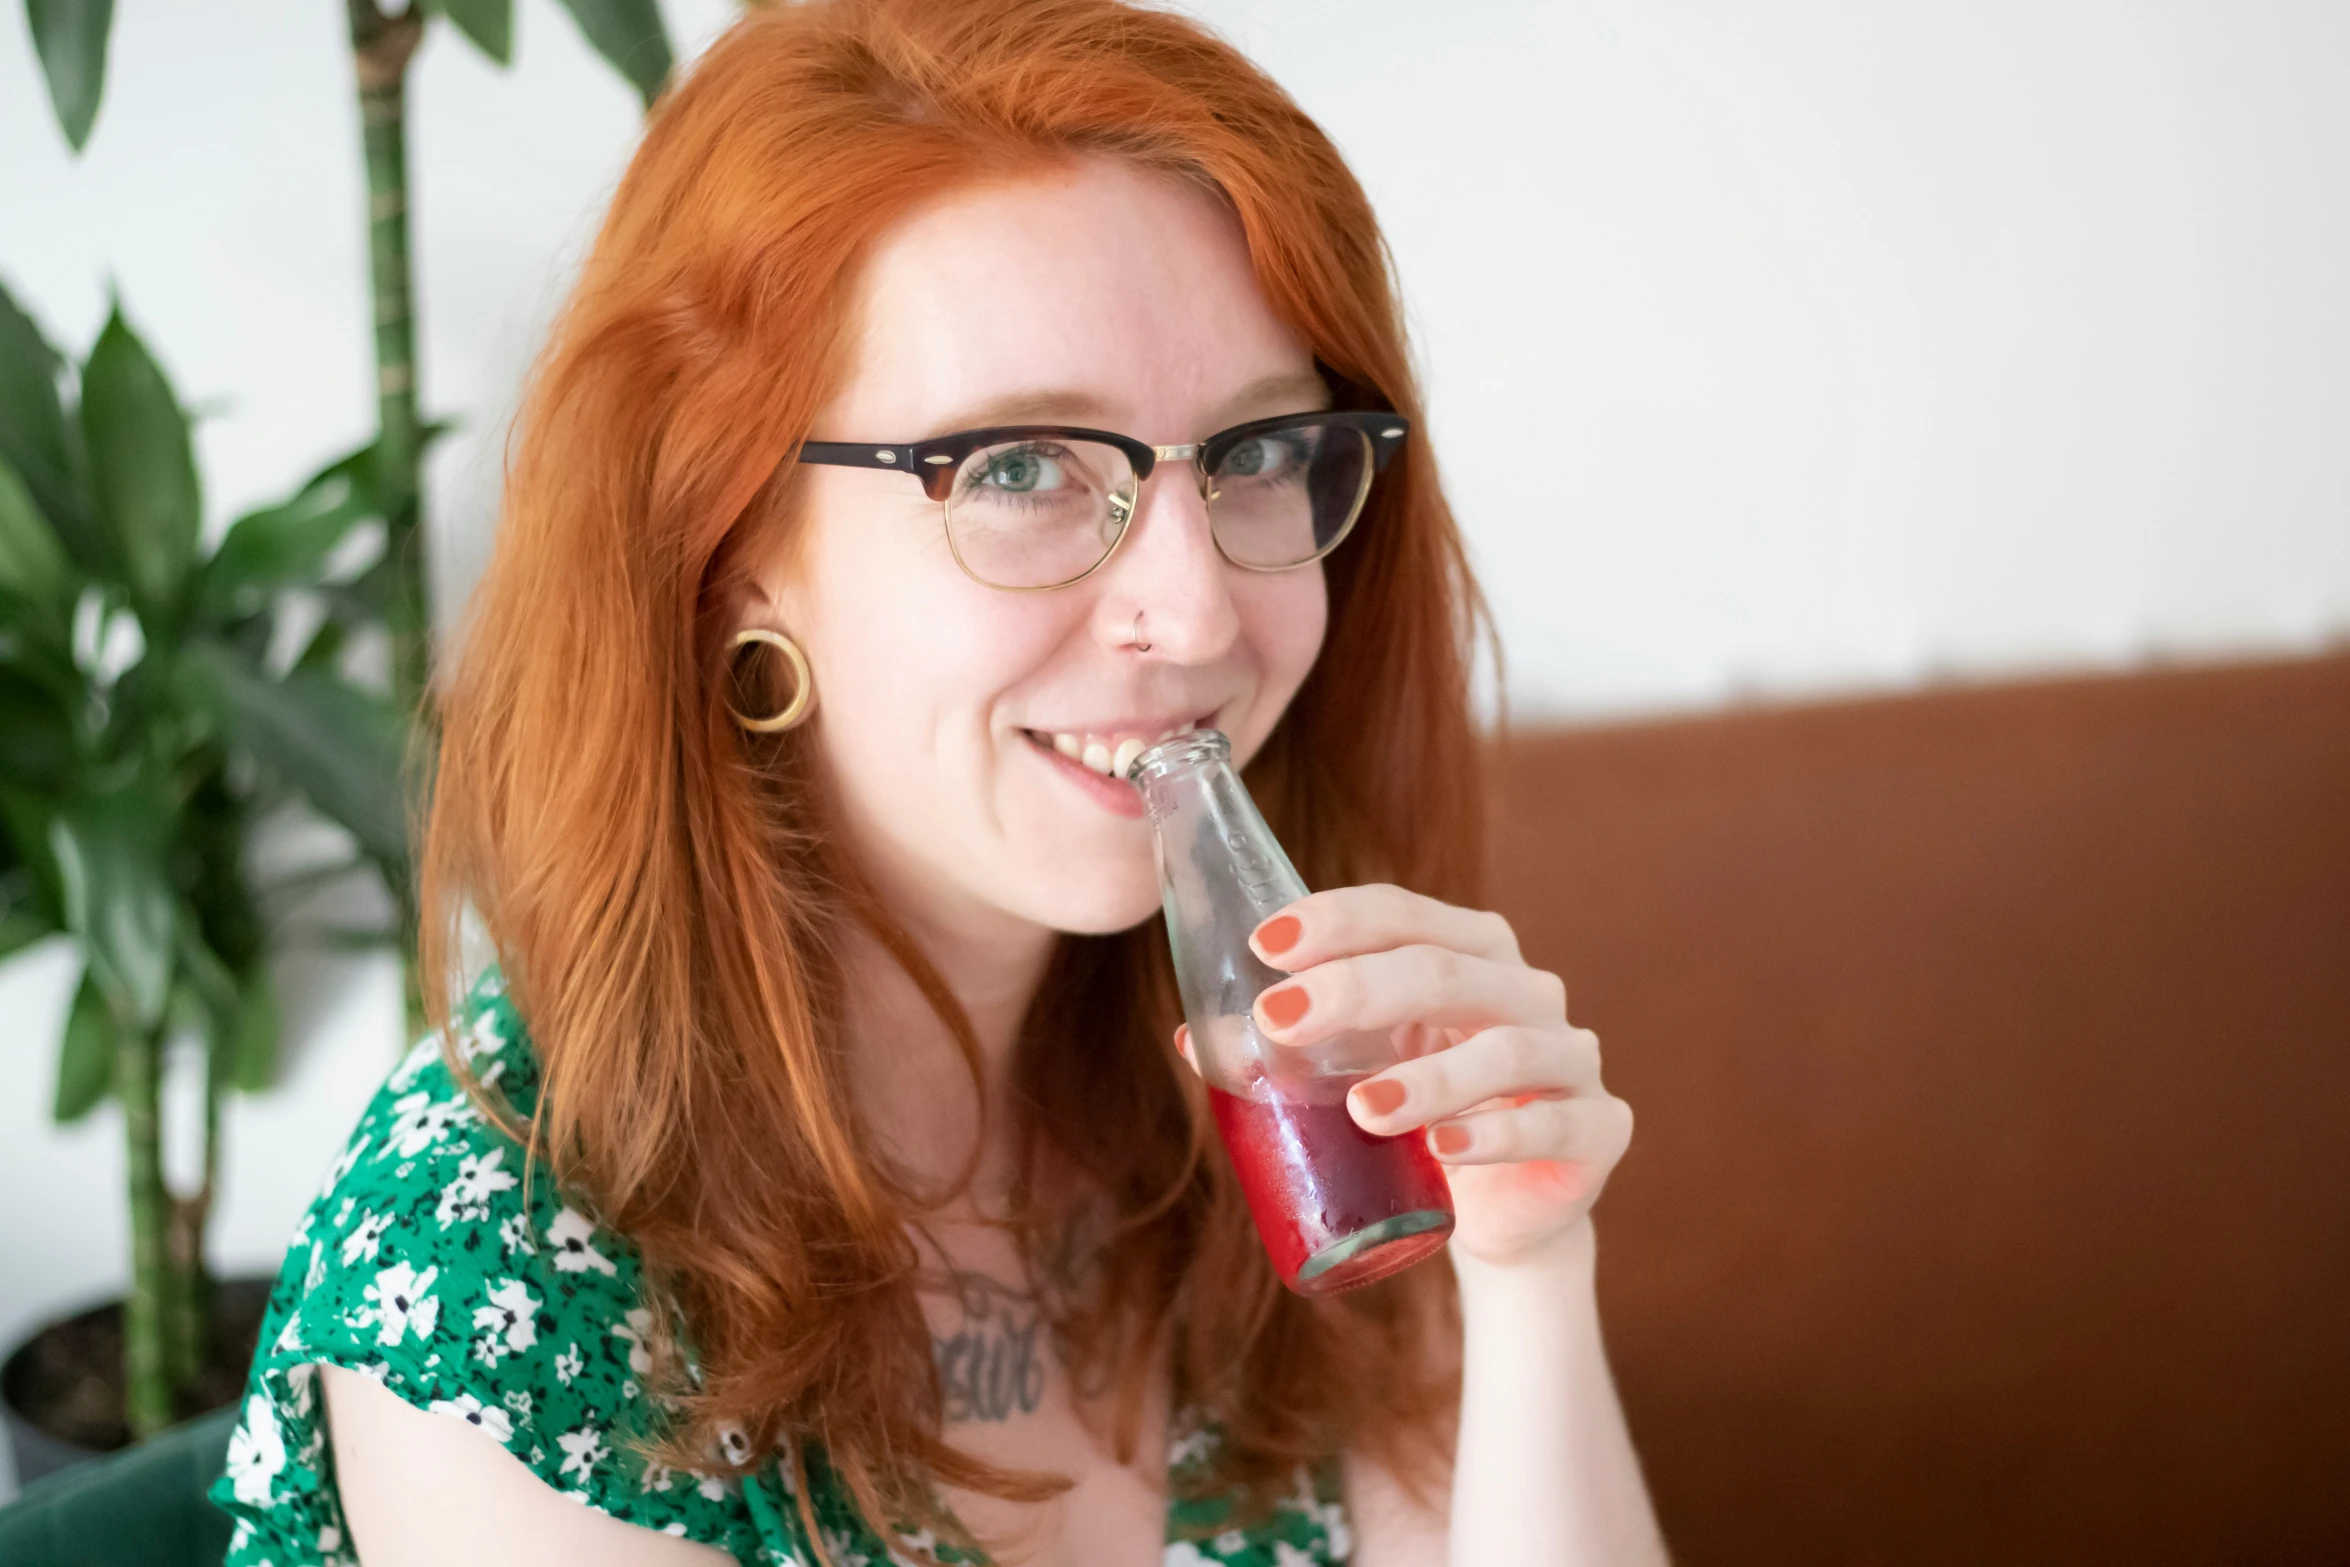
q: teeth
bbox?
[1035,718,1208,779]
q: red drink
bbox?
[1208,1075,1454,1294]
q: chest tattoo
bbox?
[932,1272,1050,1423]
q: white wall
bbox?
[3,0,2346,1494]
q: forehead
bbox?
[824,156,1316,441]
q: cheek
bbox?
[792,495,1069,780]
[1239,568,1330,709]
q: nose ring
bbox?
[1133,611,1152,653]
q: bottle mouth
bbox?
[1125,727,1231,785]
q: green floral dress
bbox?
[207,974,1353,1566]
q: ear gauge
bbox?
[726,629,816,731]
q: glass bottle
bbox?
[1128,730,1453,1294]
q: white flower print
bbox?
[610,1307,654,1375]
[315,1132,372,1199]
[1214,1531,1248,1556]
[357,1261,441,1347]
[1168,1419,1218,1469]
[1272,1544,1316,1567]
[1321,1504,1352,1562]
[556,1425,609,1482]
[386,1037,439,1094]
[555,1342,585,1385]
[383,1089,478,1159]
[340,1212,392,1267]
[285,1362,319,1416]
[457,1005,506,1066]
[428,1392,516,1445]
[545,1206,617,1275]
[225,1394,287,1506]
[640,1459,677,1493]
[497,1211,536,1257]
[302,1239,328,1293]
[717,1424,752,1465]
[697,1474,730,1502]
[822,1527,871,1567]
[471,1277,540,1364]
[435,1148,519,1226]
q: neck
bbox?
[835,871,1060,1201]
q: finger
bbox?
[1346,1025,1603,1134]
[1250,884,1524,971]
[1252,945,1566,1048]
[1425,1092,1633,1169]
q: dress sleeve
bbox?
[207,990,767,1565]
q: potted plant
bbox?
[0,283,411,1481]
[1,0,676,1484]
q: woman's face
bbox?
[758,157,1331,942]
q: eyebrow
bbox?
[916,369,1336,443]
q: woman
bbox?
[211,2,1665,1563]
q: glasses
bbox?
[797,411,1409,591]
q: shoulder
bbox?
[211,978,761,1563]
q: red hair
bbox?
[420,0,1489,1548]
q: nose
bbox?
[1088,455,1240,663]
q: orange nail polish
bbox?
[1255,914,1302,955]
[1352,1078,1406,1117]
[1430,1123,1472,1156]
[1260,985,1310,1029]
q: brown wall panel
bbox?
[1485,654,2350,1564]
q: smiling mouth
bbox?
[1019,718,1208,781]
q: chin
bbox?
[1005,862,1166,937]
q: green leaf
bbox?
[0,838,58,955]
[0,278,93,559]
[54,966,115,1120]
[292,617,347,675]
[0,454,77,627]
[0,787,63,933]
[0,665,77,787]
[435,0,513,65]
[179,645,411,870]
[80,307,200,624]
[228,962,278,1092]
[49,779,177,1031]
[554,0,672,107]
[198,451,380,626]
[173,918,236,1023]
[26,0,116,152]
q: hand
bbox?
[1175,885,1632,1272]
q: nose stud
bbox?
[1133,612,1152,653]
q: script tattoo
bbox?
[933,1272,1049,1423]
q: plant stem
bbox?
[347,0,431,1044]
[116,1022,173,1439]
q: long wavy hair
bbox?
[419,0,1489,1551]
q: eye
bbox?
[979,446,1069,494]
[1218,433,1309,481]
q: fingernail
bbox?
[1254,914,1303,955]
[1260,985,1310,1029]
[1430,1122,1473,1156]
[1351,1078,1406,1118]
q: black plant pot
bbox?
[1,1276,273,1489]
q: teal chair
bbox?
[0,1407,238,1566]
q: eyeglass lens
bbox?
[942,420,1376,590]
